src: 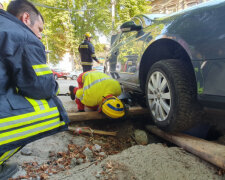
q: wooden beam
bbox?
[146,125,225,169]
[68,106,149,122]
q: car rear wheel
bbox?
[146,59,201,132]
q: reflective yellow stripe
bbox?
[40,100,50,109]
[0,110,59,131]
[91,54,96,57]
[56,87,60,95]
[81,62,93,65]
[80,45,88,48]
[0,107,58,123]
[0,118,65,146]
[32,64,52,76]
[82,70,100,82]
[25,98,50,111]
[35,71,53,76]
[32,64,49,69]
[0,147,20,164]
[83,77,111,91]
[25,97,40,111]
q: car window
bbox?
[119,31,137,43]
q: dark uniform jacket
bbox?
[0,10,69,154]
[78,39,98,66]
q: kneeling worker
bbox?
[69,71,125,119]
[0,0,69,179]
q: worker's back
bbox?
[77,71,121,107]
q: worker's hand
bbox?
[97,60,100,64]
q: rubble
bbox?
[20,148,32,156]
[133,129,149,145]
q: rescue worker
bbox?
[69,71,125,119]
[78,32,100,72]
[0,0,69,179]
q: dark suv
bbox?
[106,0,225,132]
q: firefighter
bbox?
[0,0,69,178]
[78,32,100,72]
[69,71,125,119]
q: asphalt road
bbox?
[57,78,78,94]
[56,78,78,113]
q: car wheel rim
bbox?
[147,71,171,122]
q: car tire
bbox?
[54,74,58,80]
[145,59,202,132]
[72,75,78,80]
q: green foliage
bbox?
[29,0,151,64]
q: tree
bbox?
[30,0,151,65]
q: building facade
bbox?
[150,0,209,14]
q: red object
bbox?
[73,71,98,111]
[52,69,69,79]
[73,72,85,111]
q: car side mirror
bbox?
[120,21,142,32]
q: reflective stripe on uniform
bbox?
[79,45,88,48]
[32,64,52,76]
[40,99,50,109]
[78,75,112,101]
[25,97,41,111]
[0,108,59,131]
[82,70,99,81]
[0,147,20,165]
[25,97,50,112]
[83,77,111,91]
[91,54,96,58]
[81,62,93,65]
[0,118,65,146]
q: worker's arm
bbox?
[7,42,59,99]
[88,42,100,63]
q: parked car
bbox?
[52,69,69,80]
[106,0,225,132]
[68,70,82,80]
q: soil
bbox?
[8,80,225,180]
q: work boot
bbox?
[69,86,75,100]
[0,163,18,180]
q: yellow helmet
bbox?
[100,96,125,119]
[85,32,92,38]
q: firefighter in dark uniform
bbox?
[0,0,69,179]
[78,32,100,72]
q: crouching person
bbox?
[0,0,69,179]
[69,70,125,119]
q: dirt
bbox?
[49,144,223,180]
[8,87,225,180]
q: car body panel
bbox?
[106,0,225,108]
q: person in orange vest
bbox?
[69,70,125,119]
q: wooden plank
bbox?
[68,127,117,136]
[146,125,225,169]
[68,106,149,122]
